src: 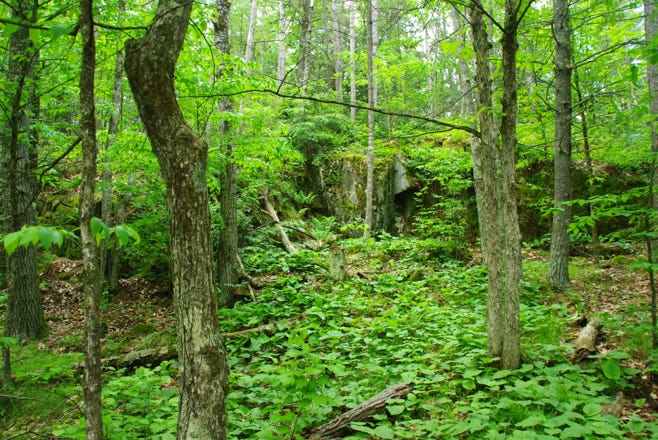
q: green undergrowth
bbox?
[3,237,657,438]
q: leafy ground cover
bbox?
[1,235,657,439]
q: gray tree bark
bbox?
[1,0,45,381]
[298,0,315,94]
[332,0,345,101]
[547,0,573,291]
[276,0,289,84]
[349,0,357,123]
[468,0,523,370]
[215,0,239,309]
[244,0,258,63]
[125,1,229,437]
[79,0,103,437]
[101,1,126,292]
[363,0,378,238]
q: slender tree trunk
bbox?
[101,2,126,291]
[215,0,239,309]
[349,0,357,123]
[573,68,599,261]
[364,0,378,238]
[277,0,289,84]
[244,0,258,63]
[547,0,573,291]
[332,0,344,101]
[298,0,315,94]
[79,0,103,437]
[644,0,658,349]
[468,0,522,370]
[125,1,229,437]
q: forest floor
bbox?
[2,243,658,438]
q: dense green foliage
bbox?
[1,0,657,437]
[2,238,657,438]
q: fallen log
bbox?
[261,187,297,254]
[73,316,305,372]
[572,319,601,363]
[305,382,413,439]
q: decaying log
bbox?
[73,316,305,372]
[305,382,413,439]
[572,319,601,363]
[261,187,297,254]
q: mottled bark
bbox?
[124,1,228,437]
[364,0,378,238]
[101,2,126,291]
[277,0,289,84]
[468,0,522,370]
[79,0,103,437]
[332,0,344,101]
[348,0,357,122]
[547,0,573,291]
[1,0,45,344]
[298,0,315,94]
[498,0,522,370]
[244,0,258,63]
[215,0,239,308]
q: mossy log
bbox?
[572,319,601,363]
[305,382,413,439]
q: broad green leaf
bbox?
[516,415,545,428]
[4,23,18,38]
[38,227,54,251]
[601,358,622,381]
[386,404,405,415]
[114,225,130,247]
[582,403,602,416]
[373,425,395,439]
[3,230,21,255]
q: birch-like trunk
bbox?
[349,0,357,122]
[125,1,229,437]
[276,0,289,84]
[364,0,378,238]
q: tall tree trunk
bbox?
[124,1,229,437]
[332,0,344,101]
[101,1,126,292]
[244,0,258,63]
[298,0,315,94]
[547,0,573,291]
[349,0,357,122]
[644,0,658,349]
[277,0,289,84]
[79,0,103,437]
[215,0,239,309]
[363,0,378,238]
[498,0,522,370]
[468,0,522,370]
[573,68,599,261]
[645,0,658,231]
[1,0,45,380]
